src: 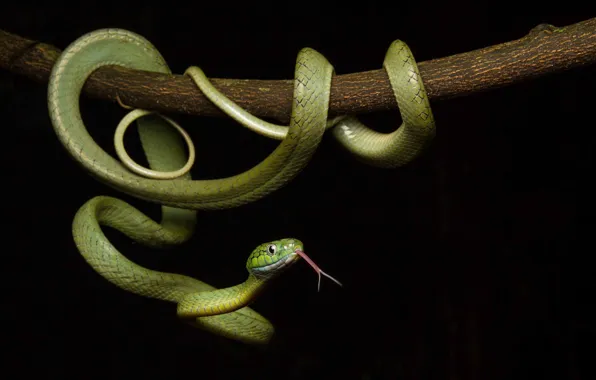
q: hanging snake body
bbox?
[47,28,435,345]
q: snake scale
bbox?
[47,28,435,345]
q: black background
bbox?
[2,3,595,380]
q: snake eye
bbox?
[267,244,277,255]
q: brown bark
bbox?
[1,18,595,123]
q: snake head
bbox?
[246,238,302,280]
[246,239,343,291]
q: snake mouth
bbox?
[252,251,300,275]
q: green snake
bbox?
[47,28,435,345]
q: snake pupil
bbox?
[267,244,276,255]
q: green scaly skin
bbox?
[330,40,436,167]
[74,197,301,345]
[48,29,333,210]
[185,40,436,168]
[47,28,435,345]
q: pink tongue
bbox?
[295,250,343,291]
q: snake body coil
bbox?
[47,29,435,345]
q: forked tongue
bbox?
[295,250,342,291]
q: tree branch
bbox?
[1,18,595,123]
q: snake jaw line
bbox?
[249,250,300,281]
